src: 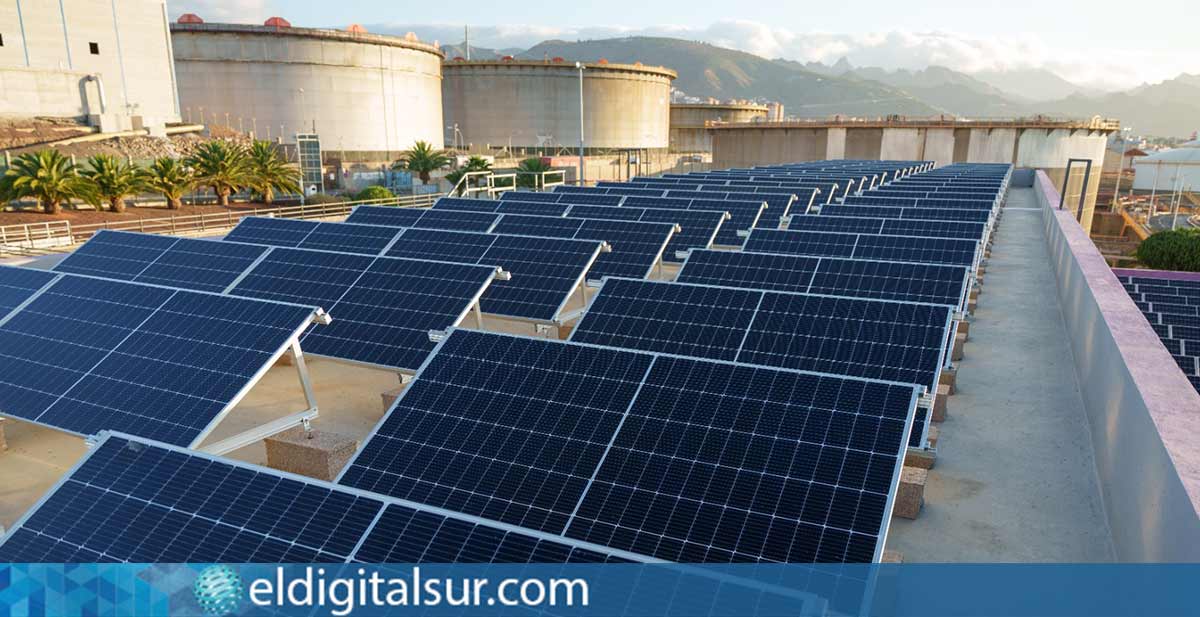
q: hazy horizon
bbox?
[171,0,1199,92]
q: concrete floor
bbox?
[886,188,1116,562]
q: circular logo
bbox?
[193,564,244,617]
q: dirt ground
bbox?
[0,202,274,227]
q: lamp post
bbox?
[1112,127,1132,209]
[575,61,586,186]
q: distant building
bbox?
[0,0,180,133]
[1132,140,1200,193]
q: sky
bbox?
[171,0,1199,91]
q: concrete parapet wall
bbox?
[1036,169,1200,561]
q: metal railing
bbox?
[0,192,444,257]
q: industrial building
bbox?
[707,117,1120,233]
[1132,139,1200,193]
[442,59,675,153]
[0,0,180,133]
[669,102,768,153]
[170,19,445,160]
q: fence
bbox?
[0,193,443,257]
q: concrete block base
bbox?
[264,427,359,481]
[952,332,967,361]
[275,353,295,367]
[905,447,936,470]
[927,424,940,448]
[970,288,980,302]
[893,467,927,519]
[957,320,970,340]
[932,384,951,422]
[881,550,904,563]
[381,386,406,411]
[967,299,978,314]
[940,368,957,394]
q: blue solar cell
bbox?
[341,329,921,563]
[224,217,400,255]
[0,274,317,446]
[436,197,573,216]
[0,266,57,317]
[344,205,424,227]
[746,229,858,259]
[53,230,180,279]
[499,191,560,202]
[880,218,988,242]
[384,227,495,262]
[620,196,764,247]
[785,215,884,236]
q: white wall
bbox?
[1132,159,1200,192]
[0,0,179,130]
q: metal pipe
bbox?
[84,74,108,114]
[15,0,30,67]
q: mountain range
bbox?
[434,34,1197,137]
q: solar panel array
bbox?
[0,159,1012,568]
[55,230,499,372]
[1118,273,1200,392]
[0,268,319,447]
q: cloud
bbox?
[168,0,273,23]
[365,20,1193,91]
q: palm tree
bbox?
[82,154,145,213]
[393,140,450,184]
[141,157,196,210]
[445,155,492,195]
[186,141,252,206]
[0,150,98,214]
[516,157,554,188]
[246,140,301,205]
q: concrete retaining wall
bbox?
[1036,169,1200,561]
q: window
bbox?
[88,42,99,55]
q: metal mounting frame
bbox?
[1058,157,1094,222]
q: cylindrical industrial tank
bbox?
[170,22,444,160]
[441,60,675,151]
[670,103,768,152]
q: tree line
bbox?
[0,140,301,215]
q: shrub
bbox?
[303,193,346,205]
[1136,228,1200,272]
[354,185,394,202]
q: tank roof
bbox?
[441,59,676,80]
[169,22,444,57]
[671,102,770,111]
[707,116,1121,132]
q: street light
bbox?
[575,61,586,186]
[1112,127,1132,209]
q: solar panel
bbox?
[571,277,952,390]
[499,191,566,203]
[678,250,972,309]
[492,215,674,280]
[346,205,500,232]
[434,197,572,216]
[821,204,992,224]
[339,328,921,563]
[746,229,978,267]
[0,272,319,446]
[224,217,400,255]
[620,196,765,247]
[564,205,725,263]
[786,216,987,242]
[54,230,270,293]
[384,228,602,322]
[228,248,498,371]
[0,433,629,563]
[0,266,57,317]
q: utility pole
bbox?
[464,25,470,60]
[576,62,586,186]
[1112,127,1131,209]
